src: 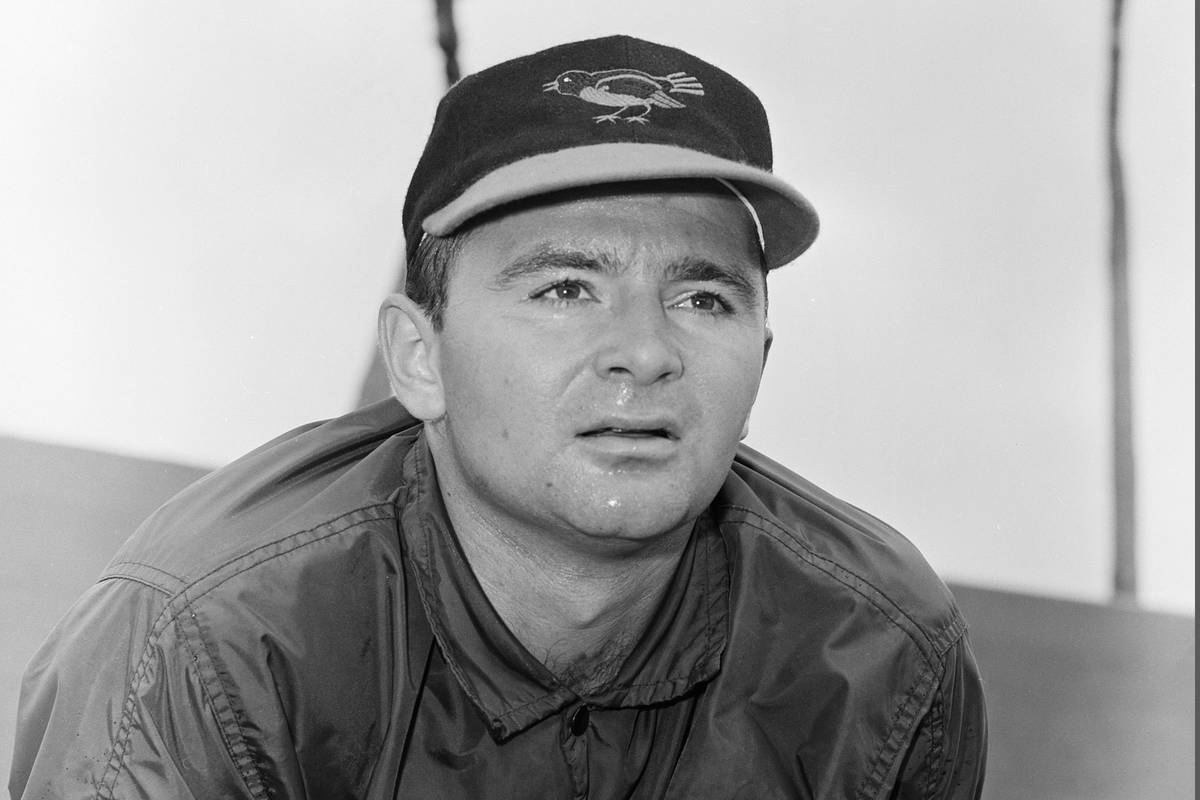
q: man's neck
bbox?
[439,485,692,695]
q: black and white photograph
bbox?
[1,2,1193,798]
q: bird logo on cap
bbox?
[543,68,705,124]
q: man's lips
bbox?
[580,427,674,439]
[574,417,682,463]
[577,417,680,440]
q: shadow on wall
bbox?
[0,436,1193,799]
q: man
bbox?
[11,35,986,799]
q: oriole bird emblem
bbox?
[543,68,705,124]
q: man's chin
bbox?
[552,459,730,530]
[550,491,708,550]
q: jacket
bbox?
[10,399,986,799]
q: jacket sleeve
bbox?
[890,633,988,799]
[10,578,254,800]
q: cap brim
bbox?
[422,142,819,268]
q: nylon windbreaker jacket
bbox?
[11,399,986,799]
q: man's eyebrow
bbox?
[665,257,762,307]
[491,246,617,289]
[490,247,762,306]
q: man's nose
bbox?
[591,298,684,384]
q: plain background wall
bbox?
[0,1,1193,613]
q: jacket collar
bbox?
[398,433,729,741]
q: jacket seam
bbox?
[104,560,187,593]
[922,686,948,800]
[724,507,945,665]
[724,504,969,661]
[96,504,397,798]
[97,572,176,596]
[93,588,267,799]
[175,503,398,606]
[174,595,270,799]
[160,507,399,787]
[97,599,177,798]
[925,610,968,657]
[854,662,938,800]
[726,502,968,797]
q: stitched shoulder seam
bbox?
[96,503,398,797]
[183,503,398,607]
[922,686,948,800]
[854,664,938,800]
[97,572,176,596]
[96,598,177,798]
[101,561,186,595]
[929,612,968,657]
[173,594,269,798]
[725,505,945,665]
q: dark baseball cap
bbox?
[403,35,819,269]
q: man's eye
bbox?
[676,292,730,313]
[532,279,590,303]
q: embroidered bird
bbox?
[542,68,705,124]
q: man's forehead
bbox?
[460,180,765,267]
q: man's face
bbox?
[422,183,770,550]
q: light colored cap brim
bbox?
[422,142,819,268]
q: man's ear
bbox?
[378,293,445,421]
[740,325,774,441]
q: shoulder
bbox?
[700,445,982,796]
[715,443,966,663]
[18,401,431,794]
[88,399,427,698]
[103,399,423,595]
[15,402,433,797]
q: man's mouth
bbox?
[581,426,675,440]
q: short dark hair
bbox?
[404,231,466,330]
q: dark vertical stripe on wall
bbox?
[1107,0,1138,603]
[435,0,461,86]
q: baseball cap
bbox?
[403,35,819,269]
